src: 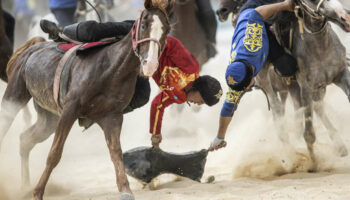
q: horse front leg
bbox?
[300,87,317,170]
[32,102,79,200]
[97,114,134,200]
[313,101,348,157]
[334,67,350,102]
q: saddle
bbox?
[123,147,208,184]
[56,40,118,54]
[54,40,119,111]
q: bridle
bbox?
[132,9,168,58]
[294,0,328,34]
[295,0,327,19]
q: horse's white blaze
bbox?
[143,15,163,76]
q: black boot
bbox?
[40,19,63,42]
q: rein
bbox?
[132,10,167,58]
[294,0,328,35]
[79,0,103,23]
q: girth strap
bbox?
[53,44,82,112]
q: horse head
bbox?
[216,0,246,24]
[133,0,174,77]
[297,0,350,32]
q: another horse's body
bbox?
[0,3,13,81]
[285,0,350,167]
[170,0,213,66]
[0,1,173,199]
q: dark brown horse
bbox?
[0,0,173,199]
[0,0,12,82]
[170,0,216,66]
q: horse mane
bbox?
[150,0,169,12]
[6,37,46,77]
[148,0,174,16]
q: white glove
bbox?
[209,136,227,151]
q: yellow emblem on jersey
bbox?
[227,76,237,85]
[215,89,223,100]
[229,43,237,64]
[225,88,243,104]
[244,23,263,52]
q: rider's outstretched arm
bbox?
[255,0,294,19]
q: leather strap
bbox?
[53,45,81,111]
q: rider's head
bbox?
[225,61,254,91]
[187,75,223,106]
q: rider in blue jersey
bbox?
[49,0,77,26]
[209,0,295,151]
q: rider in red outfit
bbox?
[150,36,200,136]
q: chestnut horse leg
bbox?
[97,114,134,200]
[20,102,58,188]
[33,102,79,200]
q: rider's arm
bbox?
[149,92,173,136]
[255,0,294,19]
[216,88,246,139]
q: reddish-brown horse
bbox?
[0,0,173,199]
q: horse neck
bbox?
[303,13,327,34]
[107,31,140,73]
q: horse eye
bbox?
[141,24,146,30]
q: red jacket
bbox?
[150,36,199,135]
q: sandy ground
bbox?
[1,4,350,200]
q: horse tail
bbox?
[6,36,46,78]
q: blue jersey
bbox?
[49,0,77,9]
[221,8,269,117]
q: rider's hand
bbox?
[285,0,295,12]
[209,136,227,151]
[151,134,162,148]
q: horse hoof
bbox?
[121,193,135,200]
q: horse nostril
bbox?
[217,8,229,16]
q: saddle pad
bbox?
[56,40,118,54]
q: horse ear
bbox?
[144,0,153,9]
[166,0,175,15]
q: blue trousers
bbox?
[51,7,76,26]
